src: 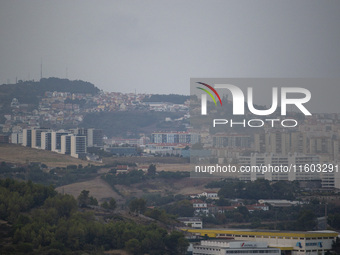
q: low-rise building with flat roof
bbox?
[183,228,338,255]
[178,217,203,229]
[193,240,280,255]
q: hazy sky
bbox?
[0,1,340,94]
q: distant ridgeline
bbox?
[143,94,189,104]
[0,77,99,106]
[0,78,189,136]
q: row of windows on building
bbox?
[151,132,200,144]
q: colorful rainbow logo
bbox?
[196,82,222,106]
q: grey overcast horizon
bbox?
[1,1,340,102]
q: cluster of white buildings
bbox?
[194,115,340,190]
[151,131,200,145]
[189,197,270,217]
[237,153,340,190]
[146,102,189,112]
[15,128,102,158]
[144,131,201,155]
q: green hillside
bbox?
[0,77,99,122]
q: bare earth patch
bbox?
[156,163,191,172]
[0,143,101,168]
[56,175,123,203]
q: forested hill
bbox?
[0,77,99,106]
[0,178,189,254]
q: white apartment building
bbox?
[61,134,72,155]
[20,128,91,159]
[51,130,70,152]
[40,131,52,150]
[11,132,23,144]
[198,192,219,200]
[192,200,209,215]
[238,153,320,181]
[22,129,32,147]
[321,167,340,190]
[70,135,87,158]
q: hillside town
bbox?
[2,90,189,133]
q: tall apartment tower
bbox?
[22,129,32,147]
[87,128,103,147]
[41,131,52,150]
[11,132,23,144]
[71,128,88,137]
[61,134,73,155]
[51,130,69,152]
[254,131,308,155]
[70,135,87,158]
[31,128,50,148]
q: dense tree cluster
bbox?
[129,198,147,214]
[158,171,190,179]
[101,198,117,211]
[147,164,156,176]
[0,162,99,187]
[143,193,180,207]
[0,179,188,254]
[328,213,340,229]
[77,190,98,207]
[0,179,56,223]
[102,169,190,189]
[103,170,147,186]
[144,208,177,225]
[82,111,184,137]
[216,179,300,200]
[163,200,195,217]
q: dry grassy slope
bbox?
[89,177,218,205]
[57,170,218,204]
[56,175,124,204]
[0,143,100,168]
